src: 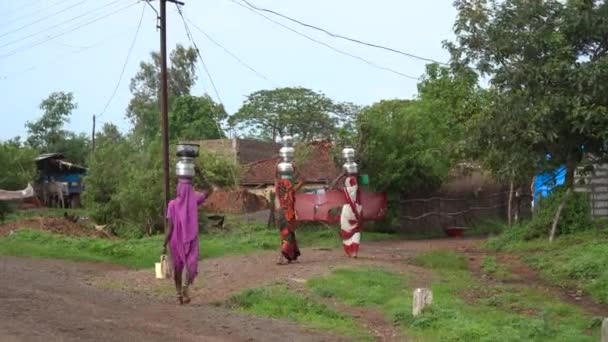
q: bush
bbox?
[83,137,239,237]
[526,186,592,239]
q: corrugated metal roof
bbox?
[34,153,64,161]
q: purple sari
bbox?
[166,179,207,284]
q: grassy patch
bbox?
[481,256,513,280]
[488,230,608,303]
[411,250,468,270]
[308,255,598,341]
[404,251,597,341]
[308,268,407,307]
[226,283,370,340]
[0,223,396,268]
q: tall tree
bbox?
[447,0,608,186]
[230,87,339,141]
[25,91,76,150]
[169,95,226,141]
[127,44,198,139]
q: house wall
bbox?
[574,163,608,218]
[236,139,280,164]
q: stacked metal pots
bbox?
[176,143,200,178]
[277,135,295,176]
[342,147,358,175]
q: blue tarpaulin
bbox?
[533,166,566,204]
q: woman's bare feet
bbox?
[182,286,191,304]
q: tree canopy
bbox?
[230,87,341,141]
[447,0,608,185]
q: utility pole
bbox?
[158,0,184,232]
[91,114,96,153]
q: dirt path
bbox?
[464,248,608,317]
[96,238,482,341]
[0,256,350,342]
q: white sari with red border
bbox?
[340,176,362,257]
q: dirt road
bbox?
[0,256,349,342]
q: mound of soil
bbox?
[0,217,111,239]
[204,189,269,214]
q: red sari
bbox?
[276,178,301,261]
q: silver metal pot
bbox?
[343,161,358,174]
[279,146,295,161]
[282,135,294,146]
[342,147,355,161]
[176,143,200,158]
[176,158,196,178]
[277,161,294,174]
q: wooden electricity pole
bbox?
[158,0,184,232]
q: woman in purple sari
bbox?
[162,178,212,304]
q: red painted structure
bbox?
[295,190,387,222]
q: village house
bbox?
[193,138,342,200]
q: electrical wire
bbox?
[229,0,418,80]
[98,3,146,118]
[184,15,275,86]
[0,28,137,80]
[0,0,90,40]
[0,0,125,50]
[239,0,448,65]
[176,5,223,104]
[3,0,72,28]
[0,1,137,60]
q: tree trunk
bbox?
[508,179,514,227]
[549,187,572,242]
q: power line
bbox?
[228,0,418,80]
[239,0,447,66]
[98,3,146,118]
[3,0,71,28]
[0,0,90,40]
[0,2,137,61]
[184,15,275,86]
[0,28,136,79]
[0,0,124,50]
[176,4,224,104]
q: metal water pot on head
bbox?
[175,143,200,178]
[342,147,358,175]
[277,134,295,177]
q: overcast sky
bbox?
[0,0,456,140]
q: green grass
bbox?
[0,223,396,268]
[226,283,370,340]
[487,229,608,304]
[307,254,598,341]
[411,250,469,270]
[406,251,597,341]
[481,256,513,280]
[308,268,407,307]
[3,208,87,222]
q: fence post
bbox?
[602,318,608,342]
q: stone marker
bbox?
[412,288,433,317]
[602,318,608,342]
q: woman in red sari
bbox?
[274,166,305,265]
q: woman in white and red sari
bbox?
[331,172,363,258]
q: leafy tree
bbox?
[127,45,198,139]
[0,142,37,221]
[169,95,226,141]
[25,92,76,150]
[447,0,608,186]
[24,91,90,164]
[95,122,124,147]
[230,87,339,141]
[358,99,452,193]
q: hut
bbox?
[34,153,87,208]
